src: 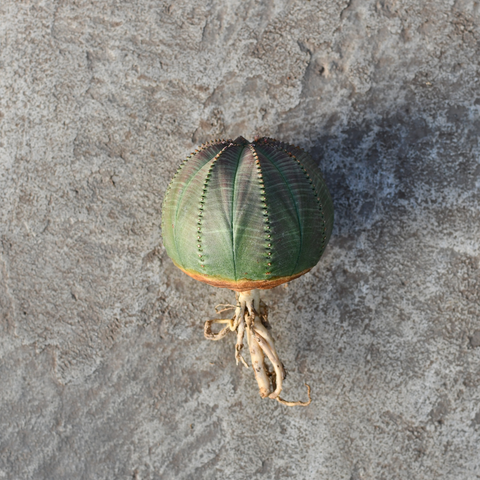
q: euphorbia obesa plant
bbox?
[161,136,333,406]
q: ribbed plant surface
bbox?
[161,136,334,289]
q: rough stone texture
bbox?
[1,0,480,479]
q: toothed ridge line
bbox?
[249,144,273,277]
[196,144,230,269]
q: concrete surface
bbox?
[1,0,480,479]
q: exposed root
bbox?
[204,318,234,340]
[204,289,311,407]
[276,384,312,407]
[245,311,270,398]
[214,303,236,314]
[235,317,249,368]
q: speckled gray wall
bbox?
[1,0,480,479]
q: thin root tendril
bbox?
[276,384,312,407]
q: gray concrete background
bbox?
[1,0,480,478]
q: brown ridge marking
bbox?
[196,144,229,270]
[259,137,328,250]
[249,143,273,279]
[281,146,327,248]
[164,140,231,238]
[173,261,311,292]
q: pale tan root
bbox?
[253,323,285,399]
[204,318,234,341]
[203,289,312,406]
[253,320,279,359]
[235,317,249,368]
[245,311,270,398]
[215,304,236,314]
[276,384,312,407]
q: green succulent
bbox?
[162,136,333,405]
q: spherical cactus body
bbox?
[162,136,333,291]
[161,136,334,406]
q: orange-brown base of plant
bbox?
[174,263,312,292]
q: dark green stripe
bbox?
[255,144,304,277]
